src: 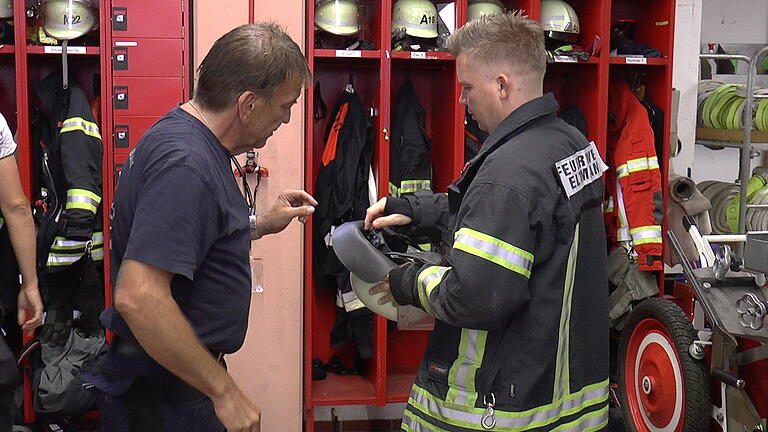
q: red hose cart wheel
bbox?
[618,298,710,432]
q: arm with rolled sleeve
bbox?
[388,183,536,330]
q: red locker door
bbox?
[112,77,183,116]
[113,116,162,152]
[111,0,183,38]
[113,39,184,77]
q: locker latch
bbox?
[114,125,130,148]
[113,47,128,70]
[113,86,129,110]
[112,7,128,31]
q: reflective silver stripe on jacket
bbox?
[407,380,609,430]
[453,227,534,278]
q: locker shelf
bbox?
[315,49,381,59]
[0,45,13,54]
[26,45,101,55]
[609,56,668,66]
[549,56,600,65]
[311,374,378,406]
[385,369,418,403]
[390,51,454,61]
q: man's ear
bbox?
[237,91,258,120]
[497,74,512,99]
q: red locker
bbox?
[113,39,184,77]
[113,116,162,151]
[111,0,184,38]
[112,77,184,116]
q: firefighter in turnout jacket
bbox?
[365,14,609,432]
[605,77,663,271]
[33,71,104,345]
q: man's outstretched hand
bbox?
[256,190,317,236]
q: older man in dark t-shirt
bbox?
[96,23,314,432]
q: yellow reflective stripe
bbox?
[402,409,449,432]
[402,409,450,432]
[389,182,400,198]
[630,225,662,245]
[453,227,533,278]
[418,243,432,250]
[616,156,660,178]
[66,189,101,213]
[604,197,614,213]
[47,252,85,266]
[408,380,609,431]
[615,179,631,242]
[90,248,104,261]
[91,231,104,244]
[400,179,431,194]
[341,290,366,312]
[416,266,449,317]
[554,224,578,402]
[49,236,88,251]
[60,117,102,140]
[446,329,487,408]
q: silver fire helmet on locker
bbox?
[467,0,504,22]
[392,0,438,39]
[540,0,580,43]
[42,0,98,40]
[315,0,361,36]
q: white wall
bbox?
[671,0,703,176]
[700,0,768,45]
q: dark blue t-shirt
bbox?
[108,106,251,354]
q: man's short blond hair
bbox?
[447,12,546,86]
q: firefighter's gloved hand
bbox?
[364,197,413,230]
[39,309,72,347]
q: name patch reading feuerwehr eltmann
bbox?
[554,141,608,198]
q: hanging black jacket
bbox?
[312,88,375,358]
[33,72,103,270]
[389,78,432,197]
[313,88,374,282]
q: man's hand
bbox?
[364,198,412,231]
[369,279,400,307]
[17,281,43,331]
[212,382,262,432]
[257,190,317,236]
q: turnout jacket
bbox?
[387,94,610,432]
[33,72,104,269]
[605,78,663,271]
[389,77,432,197]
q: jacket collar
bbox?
[480,93,559,154]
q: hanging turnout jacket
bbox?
[33,71,104,270]
[384,94,610,432]
[312,87,375,358]
[605,78,663,271]
[389,77,432,197]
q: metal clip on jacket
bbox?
[481,393,496,430]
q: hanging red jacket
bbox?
[606,78,663,271]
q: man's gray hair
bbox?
[195,23,312,112]
[447,12,546,84]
